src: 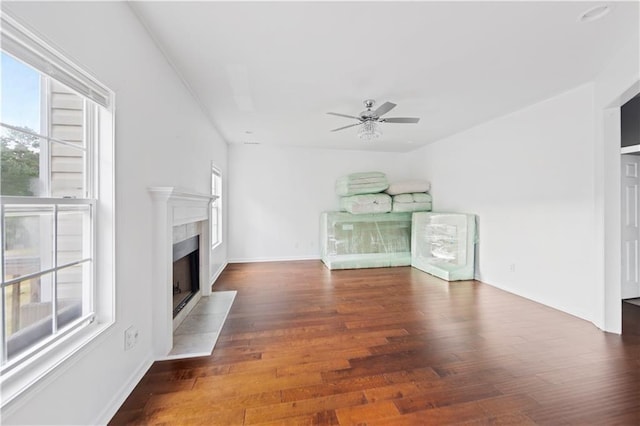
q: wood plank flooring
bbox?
[623,299,640,337]
[110,261,640,425]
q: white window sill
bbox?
[1,320,114,413]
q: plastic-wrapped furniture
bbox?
[320,211,412,269]
[411,212,477,281]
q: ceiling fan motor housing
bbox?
[361,99,377,119]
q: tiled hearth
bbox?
[167,290,236,359]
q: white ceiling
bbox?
[130,1,639,153]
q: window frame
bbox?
[0,13,115,408]
[210,164,222,249]
[1,197,96,370]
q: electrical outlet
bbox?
[124,326,138,351]
[509,263,516,273]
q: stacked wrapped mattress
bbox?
[322,172,438,271]
[339,193,391,214]
[336,173,433,214]
[335,171,389,196]
[386,179,432,213]
[390,193,433,212]
[336,172,391,214]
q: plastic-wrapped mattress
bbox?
[340,193,392,214]
[335,171,389,196]
[390,193,432,212]
[411,212,477,281]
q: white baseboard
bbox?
[94,355,153,425]
[478,276,593,325]
[228,255,321,263]
[210,260,228,288]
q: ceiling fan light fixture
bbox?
[358,120,381,140]
[329,99,417,139]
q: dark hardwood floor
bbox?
[623,299,640,337]
[110,261,640,425]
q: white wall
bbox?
[403,84,598,322]
[2,2,228,425]
[228,145,411,261]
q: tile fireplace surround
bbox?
[149,187,216,359]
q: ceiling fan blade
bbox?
[373,101,396,117]
[331,123,361,132]
[382,117,420,123]
[327,112,361,120]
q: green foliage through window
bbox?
[1,126,40,196]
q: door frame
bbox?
[601,80,640,333]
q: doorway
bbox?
[621,93,640,334]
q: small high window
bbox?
[211,165,222,248]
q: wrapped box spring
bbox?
[320,211,412,269]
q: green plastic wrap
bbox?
[391,202,432,213]
[411,212,477,281]
[320,211,412,269]
[340,193,392,214]
[335,172,389,196]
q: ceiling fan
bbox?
[327,99,420,139]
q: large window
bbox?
[211,165,222,248]
[1,14,114,402]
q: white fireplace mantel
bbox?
[149,187,217,358]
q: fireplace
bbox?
[172,236,200,317]
[149,186,216,359]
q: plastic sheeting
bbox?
[411,212,477,281]
[320,211,412,269]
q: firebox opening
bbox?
[172,236,200,317]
